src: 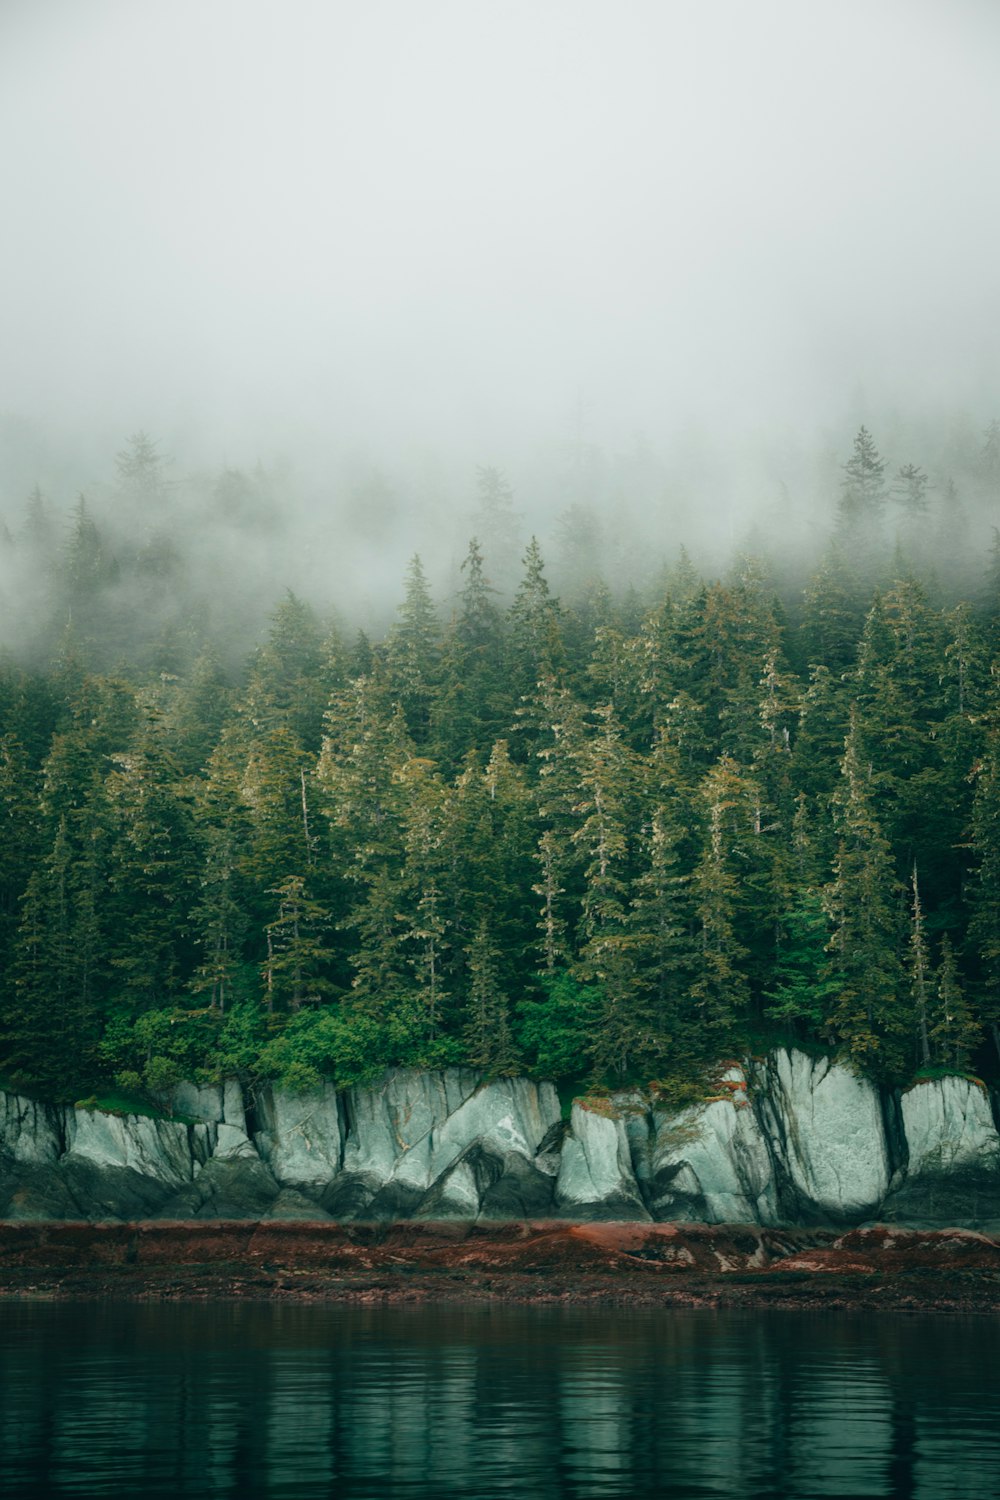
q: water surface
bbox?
[0,1300,996,1498]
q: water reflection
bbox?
[0,1301,997,1497]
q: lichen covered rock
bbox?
[650,1069,778,1224]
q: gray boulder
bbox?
[64,1107,206,1187]
[649,1068,778,1224]
[328,1069,557,1219]
[426,1075,560,1180]
[171,1081,224,1123]
[0,1157,84,1220]
[213,1122,258,1160]
[157,1155,281,1219]
[340,1067,478,1194]
[56,1105,211,1220]
[0,1092,64,1165]
[883,1076,1000,1228]
[169,1078,247,1130]
[752,1049,892,1221]
[254,1081,343,1189]
[414,1141,558,1221]
[554,1100,649,1220]
[265,1186,333,1220]
[901,1076,999,1175]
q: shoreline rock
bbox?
[2,1052,999,1230]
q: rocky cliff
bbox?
[2,1051,999,1228]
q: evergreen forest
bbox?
[3,423,1000,1107]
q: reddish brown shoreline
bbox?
[2,1220,999,1313]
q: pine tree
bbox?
[433,538,509,763]
[103,716,197,1013]
[188,823,248,1012]
[463,918,519,1075]
[764,796,836,1039]
[20,484,55,562]
[441,740,535,998]
[170,649,232,773]
[838,425,887,534]
[397,757,452,1041]
[968,731,1000,1064]
[245,591,327,749]
[533,828,569,975]
[570,704,649,1080]
[59,496,115,658]
[853,580,957,908]
[471,466,522,590]
[262,874,334,1012]
[930,936,979,1071]
[690,756,751,1037]
[907,864,933,1069]
[799,545,867,676]
[0,735,38,994]
[765,889,836,1038]
[823,715,907,1076]
[383,555,439,745]
[507,537,566,707]
[627,729,698,1061]
[317,670,413,878]
[528,678,592,962]
[7,812,105,1092]
[891,463,929,519]
[114,430,167,509]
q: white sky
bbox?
[1,0,999,468]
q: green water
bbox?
[0,1301,997,1497]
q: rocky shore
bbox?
[2,1220,999,1313]
[3,1049,1000,1235]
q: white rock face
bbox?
[63,1108,197,1186]
[213,1123,258,1160]
[171,1081,224,1122]
[901,1077,999,1175]
[0,1092,63,1165]
[223,1078,247,1131]
[555,1100,649,1218]
[427,1076,560,1181]
[609,1090,653,1187]
[341,1068,480,1192]
[336,1069,560,1204]
[425,1159,482,1217]
[169,1078,247,1131]
[10,1059,999,1226]
[255,1081,343,1187]
[753,1050,891,1218]
[651,1075,779,1225]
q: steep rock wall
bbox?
[647,1069,779,1225]
[1,1051,999,1227]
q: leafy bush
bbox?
[516,971,603,1081]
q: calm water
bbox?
[0,1301,997,1498]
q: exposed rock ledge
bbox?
[2,1052,999,1228]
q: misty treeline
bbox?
[2,421,1000,1103]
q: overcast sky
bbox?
[2,0,999,474]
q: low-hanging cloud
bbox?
[0,0,998,632]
